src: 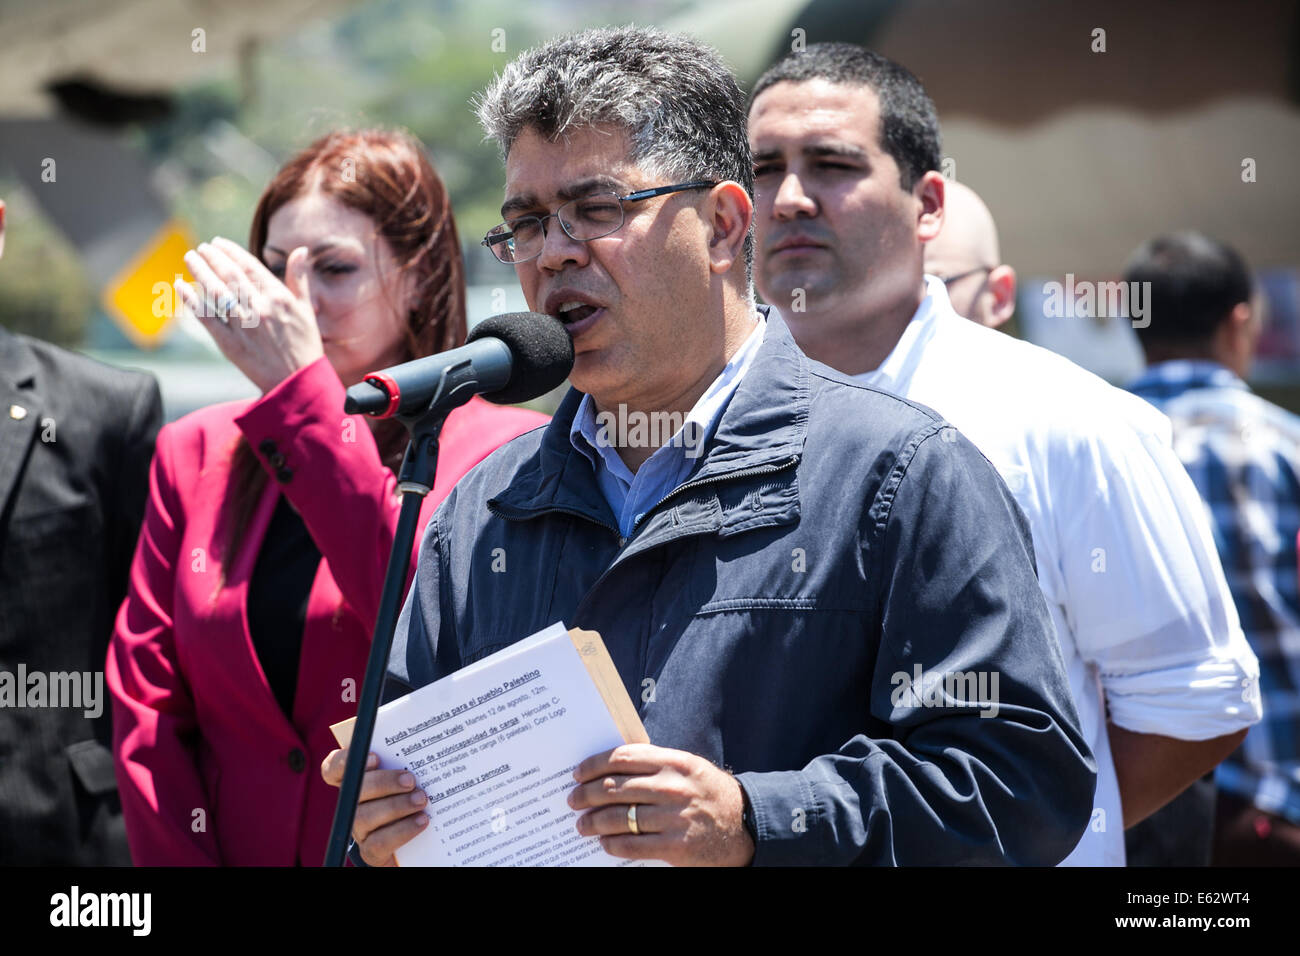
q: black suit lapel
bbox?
[0,326,43,524]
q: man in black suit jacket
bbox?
[0,196,162,864]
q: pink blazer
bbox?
[106,356,548,865]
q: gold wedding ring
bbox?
[627,803,640,835]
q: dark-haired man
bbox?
[323,26,1096,867]
[1127,233,1300,865]
[748,43,1260,866]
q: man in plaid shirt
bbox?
[1128,232,1300,864]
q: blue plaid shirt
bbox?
[1130,360,1300,823]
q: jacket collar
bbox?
[489,305,808,528]
[0,323,39,390]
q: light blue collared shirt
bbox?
[569,313,766,538]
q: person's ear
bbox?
[1229,300,1254,334]
[915,171,945,242]
[1229,299,1259,364]
[987,265,1017,328]
[1248,293,1268,348]
[706,181,753,277]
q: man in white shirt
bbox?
[747,42,1262,866]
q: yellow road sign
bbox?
[101,220,195,349]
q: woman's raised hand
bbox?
[177,236,326,394]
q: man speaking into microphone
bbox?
[322,26,1096,866]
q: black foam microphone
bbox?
[343,311,574,418]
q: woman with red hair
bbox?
[107,129,548,865]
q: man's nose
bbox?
[772,171,817,220]
[535,216,588,272]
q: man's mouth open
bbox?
[552,300,605,338]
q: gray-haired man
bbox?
[322,26,1095,866]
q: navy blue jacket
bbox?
[386,312,1096,865]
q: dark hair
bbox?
[217,128,466,590]
[474,25,754,286]
[1124,232,1253,348]
[750,42,942,191]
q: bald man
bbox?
[923,181,1016,328]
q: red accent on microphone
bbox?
[365,372,402,418]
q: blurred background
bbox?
[1,0,1297,419]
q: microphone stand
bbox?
[323,361,483,867]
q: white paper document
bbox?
[334,622,660,867]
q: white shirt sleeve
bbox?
[1051,406,1262,740]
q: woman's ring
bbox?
[206,291,240,324]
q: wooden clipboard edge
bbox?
[330,717,356,750]
[567,627,649,745]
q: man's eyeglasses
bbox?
[936,265,994,286]
[482,180,718,265]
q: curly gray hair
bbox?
[475,25,753,284]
